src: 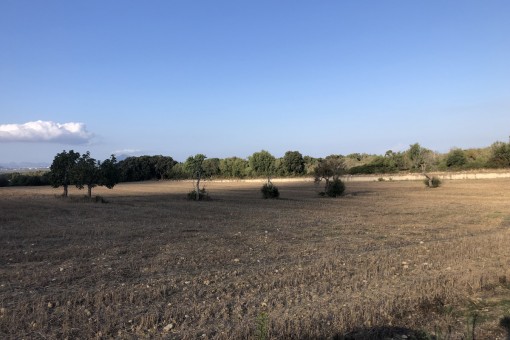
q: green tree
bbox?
[313,155,346,196]
[154,156,177,180]
[202,158,221,178]
[282,151,305,176]
[219,157,248,178]
[249,150,276,183]
[407,143,425,170]
[489,142,510,168]
[73,151,100,197]
[303,156,319,175]
[446,148,467,168]
[99,155,120,190]
[407,143,436,171]
[184,154,207,200]
[49,150,80,197]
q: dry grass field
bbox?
[1,178,510,339]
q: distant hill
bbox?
[0,162,50,172]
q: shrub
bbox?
[424,176,441,188]
[94,195,108,203]
[255,312,269,340]
[325,178,345,197]
[187,188,210,201]
[261,183,279,199]
[446,148,467,168]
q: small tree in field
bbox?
[49,150,80,197]
[249,150,280,199]
[184,154,207,201]
[314,155,346,197]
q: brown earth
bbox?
[1,179,510,339]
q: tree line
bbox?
[116,141,510,182]
[1,141,510,188]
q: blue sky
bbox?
[1,1,509,164]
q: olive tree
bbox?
[314,155,346,197]
[184,154,207,200]
[49,150,80,197]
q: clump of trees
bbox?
[117,155,177,182]
[0,171,50,187]
[49,150,120,197]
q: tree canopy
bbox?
[249,150,276,182]
[49,150,80,197]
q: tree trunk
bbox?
[63,185,68,197]
[88,185,92,198]
[424,173,432,187]
[196,174,201,201]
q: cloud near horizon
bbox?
[113,148,142,155]
[0,120,93,144]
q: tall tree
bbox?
[49,150,80,197]
[74,151,100,197]
[99,155,120,190]
[282,151,305,176]
[184,154,207,201]
[249,150,276,184]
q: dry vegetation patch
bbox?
[1,179,510,339]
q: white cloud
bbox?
[0,120,93,144]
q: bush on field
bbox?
[187,188,210,201]
[325,178,345,197]
[261,183,279,199]
[424,176,441,188]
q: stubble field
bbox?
[1,179,510,339]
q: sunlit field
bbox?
[1,179,510,339]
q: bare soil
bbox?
[1,179,510,339]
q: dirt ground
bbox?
[1,179,510,339]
